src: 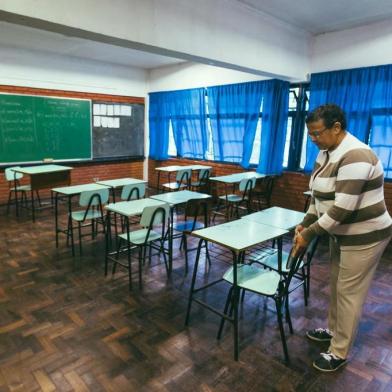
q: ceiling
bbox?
[0,22,184,70]
[235,0,392,34]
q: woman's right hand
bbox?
[295,224,304,236]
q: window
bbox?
[249,119,262,165]
[168,119,177,157]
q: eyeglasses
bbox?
[308,127,329,138]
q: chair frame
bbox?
[67,190,108,255]
[217,245,308,362]
[111,205,169,290]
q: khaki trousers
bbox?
[327,236,391,359]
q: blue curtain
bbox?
[169,88,208,159]
[207,81,264,166]
[304,67,378,171]
[257,80,290,174]
[149,92,170,160]
[369,65,392,178]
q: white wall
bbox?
[0,0,311,81]
[311,19,392,73]
[148,62,268,92]
[0,46,147,96]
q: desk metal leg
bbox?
[105,211,112,276]
[232,250,241,361]
[31,190,35,222]
[185,239,204,325]
[168,207,174,274]
[68,197,75,257]
[55,193,59,247]
[14,177,19,217]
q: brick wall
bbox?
[148,158,392,213]
[0,85,144,206]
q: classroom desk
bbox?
[96,178,147,202]
[150,190,212,271]
[155,164,212,193]
[185,218,288,360]
[104,198,168,281]
[52,183,110,255]
[242,206,305,230]
[12,164,72,221]
[209,172,267,220]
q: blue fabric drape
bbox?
[207,81,264,167]
[305,67,378,171]
[257,80,290,174]
[169,88,208,159]
[369,65,392,178]
[149,92,170,160]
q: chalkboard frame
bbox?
[0,92,93,166]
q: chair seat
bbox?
[219,194,242,203]
[119,229,162,245]
[10,185,31,192]
[162,182,187,190]
[173,221,204,233]
[223,264,280,295]
[258,251,304,273]
[71,210,103,222]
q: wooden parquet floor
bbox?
[1,205,392,391]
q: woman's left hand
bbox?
[293,233,308,256]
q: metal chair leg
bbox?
[217,286,233,340]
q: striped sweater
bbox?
[301,132,392,248]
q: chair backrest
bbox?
[184,198,210,229]
[256,175,275,207]
[5,167,23,182]
[121,183,146,201]
[239,177,256,192]
[176,169,192,185]
[140,203,170,228]
[198,168,211,183]
[79,188,109,207]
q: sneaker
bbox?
[313,351,347,372]
[306,328,333,342]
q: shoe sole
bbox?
[313,360,347,372]
[306,332,332,342]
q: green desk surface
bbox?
[192,219,288,252]
[155,164,212,172]
[209,172,266,184]
[242,207,305,230]
[105,198,166,217]
[150,190,211,206]
[13,164,73,175]
[52,183,110,195]
[96,178,147,188]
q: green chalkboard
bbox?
[0,94,91,164]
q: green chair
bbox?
[217,245,309,362]
[251,237,319,306]
[5,166,40,214]
[191,168,211,193]
[172,198,211,274]
[112,203,170,290]
[162,168,191,192]
[121,183,146,201]
[214,177,256,221]
[67,188,109,255]
[253,175,276,211]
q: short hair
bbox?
[306,104,347,130]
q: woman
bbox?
[295,104,392,372]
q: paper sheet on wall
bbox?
[93,104,101,115]
[107,117,114,128]
[113,118,120,128]
[101,116,108,128]
[120,105,132,116]
[93,116,101,127]
[107,105,114,116]
[100,104,107,116]
[114,105,121,116]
